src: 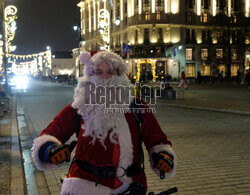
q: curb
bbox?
[164,103,250,116]
[10,95,27,195]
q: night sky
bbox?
[8,0,80,55]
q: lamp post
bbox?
[73,25,82,77]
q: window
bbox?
[217,29,222,43]
[135,30,138,43]
[144,28,149,44]
[145,12,150,20]
[186,64,195,77]
[191,29,196,43]
[231,49,237,60]
[231,64,239,76]
[158,28,163,42]
[188,0,193,8]
[186,48,193,60]
[200,13,208,23]
[202,0,209,9]
[117,6,120,16]
[201,48,208,60]
[157,0,162,6]
[185,29,190,43]
[186,12,192,23]
[145,0,149,4]
[216,49,223,59]
[156,12,161,20]
[201,64,210,76]
[233,16,237,23]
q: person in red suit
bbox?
[32,51,176,195]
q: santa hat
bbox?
[79,51,128,77]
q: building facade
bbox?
[77,0,250,81]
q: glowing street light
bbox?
[46,46,51,50]
[73,25,78,31]
[115,18,120,26]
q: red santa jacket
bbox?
[32,103,176,195]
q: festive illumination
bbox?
[4,5,18,54]
[136,59,156,81]
[7,50,52,76]
[98,9,110,50]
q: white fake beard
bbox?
[72,75,133,149]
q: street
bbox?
[14,80,250,194]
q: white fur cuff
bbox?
[61,177,112,195]
[31,134,61,171]
[149,144,177,179]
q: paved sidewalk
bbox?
[0,95,26,195]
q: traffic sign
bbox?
[123,44,131,53]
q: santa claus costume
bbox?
[32,51,176,195]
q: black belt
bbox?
[75,159,143,179]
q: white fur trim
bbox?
[114,113,133,191]
[79,51,91,64]
[61,177,112,195]
[149,144,177,179]
[82,51,128,78]
[31,134,61,171]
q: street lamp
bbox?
[115,18,120,26]
[46,46,51,50]
[73,25,82,48]
[73,25,82,77]
[73,25,78,31]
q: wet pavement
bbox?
[1,80,250,195]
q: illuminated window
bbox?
[145,12,150,20]
[201,64,210,76]
[186,63,195,77]
[231,64,239,76]
[204,13,208,23]
[216,48,223,59]
[233,16,237,23]
[231,49,237,60]
[186,48,193,60]
[201,48,208,60]
[156,12,161,20]
[200,13,208,23]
